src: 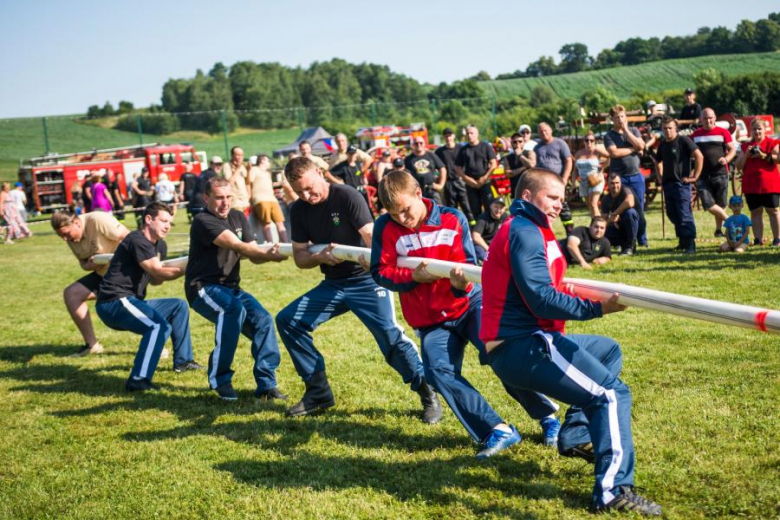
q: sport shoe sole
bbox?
[286,399,335,417]
[560,442,595,463]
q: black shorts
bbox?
[76,272,103,294]
[745,193,780,211]
[697,176,728,210]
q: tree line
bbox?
[490,12,780,80]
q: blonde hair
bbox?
[378,170,419,210]
[609,104,626,117]
[51,210,78,230]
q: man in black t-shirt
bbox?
[679,88,702,122]
[560,217,612,269]
[95,203,203,392]
[471,196,508,263]
[276,157,439,422]
[656,117,703,254]
[179,162,198,221]
[436,128,474,222]
[455,125,497,217]
[185,177,288,401]
[404,137,446,203]
[601,174,643,256]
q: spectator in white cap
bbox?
[518,124,537,152]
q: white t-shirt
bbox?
[10,189,26,210]
[155,180,176,202]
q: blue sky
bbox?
[0,0,776,118]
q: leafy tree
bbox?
[593,49,623,69]
[705,26,733,55]
[734,20,757,52]
[755,19,780,52]
[469,71,492,81]
[529,84,555,108]
[117,101,134,115]
[525,56,557,77]
[580,85,618,114]
[559,43,591,73]
[693,68,724,91]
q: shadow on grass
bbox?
[216,453,582,518]
[0,343,124,363]
[596,248,780,273]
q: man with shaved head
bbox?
[534,122,574,234]
[691,108,736,236]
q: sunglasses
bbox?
[414,142,425,146]
[584,139,595,143]
[511,140,523,144]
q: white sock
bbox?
[494,424,512,433]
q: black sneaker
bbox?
[417,381,443,424]
[255,387,288,401]
[125,377,160,392]
[174,361,206,373]
[215,382,238,401]
[591,486,662,516]
[618,247,634,256]
[560,442,595,463]
[714,229,724,238]
[286,371,335,417]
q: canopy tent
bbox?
[273,127,335,158]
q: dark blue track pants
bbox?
[97,297,193,382]
[190,284,280,392]
[663,182,697,239]
[621,174,647,244]
[488,331,635,507]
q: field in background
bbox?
[0,205,778,519]
[480,52,780,100]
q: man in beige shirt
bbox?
[51,210,129,356]
[327,132,373,172]
[222,146,251,214]
[249,154,289,243]
[299,141,330,172]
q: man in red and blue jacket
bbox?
[480,168,661,516]
[371,170,559,459]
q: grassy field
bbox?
[0,117,299,183]
[0,203,778,519]
[479,52,780,101]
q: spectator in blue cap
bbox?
[720,196,752,253]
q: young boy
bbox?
[371,170,560,459]
[720,195,752,253]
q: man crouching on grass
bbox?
[480,168,661,515]
[371,170,562,459]
[95,202,204,392]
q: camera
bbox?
[749,146,761,156]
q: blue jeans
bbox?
[663,182,697,239]
[276,274,424,389]
[190,284,281,392]
[620,174,647,245]
[488,332,635,507]
[419,286,558,442]
[605,208,640,249]
[96,297,193,382]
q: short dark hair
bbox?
[142,202,172,224]
[515,168,563,199]
[257,154,269,164]
[590,216,608,226]
[608,172,622,182]
[661,116,678,128]
[205,176,230,195]
[284,156,317,183]
[298,140,311,148]
[510,132,523,140]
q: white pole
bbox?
[93,243,780,334]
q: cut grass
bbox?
[0,204,778,519]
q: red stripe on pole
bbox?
[755,311,769,332]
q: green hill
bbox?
[0,116,298,182]
[479,52,780,100]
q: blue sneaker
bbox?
[475,425,521,460]
[540,417,561,447]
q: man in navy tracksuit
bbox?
[371,170,561,459]
[96,202,204,391]
[480,168,661,516]
[276,157,440,421]
[185,177,288,401]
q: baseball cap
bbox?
[392,158,404,168]
[381,149,391,157]
[211,156,223,164]
[684,88,695,94]
[141,166,149,173]
[489,196,506,206]
[442,127,454,136]
[346,144,358,154]
[729,195,743,205]
[14,182,23,187]
[518,124,532,134]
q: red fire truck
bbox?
[18,143,206,212]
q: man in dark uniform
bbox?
[561,216,612,269]
[96,202,204,391]
[275,157,440,422]
[179,162,199,222]
[455,125,497,217]
[436,128,474,223]
[679,88,702,123]
[404,137,446,203]
[185,177,288,401]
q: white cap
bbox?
[211,156,223,164]
[518,124,532,133]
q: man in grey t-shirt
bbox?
[534,122,574,234]
[604,104,648,246]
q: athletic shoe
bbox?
[714,229,725,238]
[255,387,288,401]
[215,382,238,401]
[125,377,160,392]
[754,238,765,246]
[173,361,206,373]
[417,381,443,424]
[619,247,634,256]
[69,342,104,358]
[591,486,662,516]
[560,442,595,463]
[539,417,561,447]
[683,243,696,255]
[286,370,335,417]
[772,238,780,247]
[475,425,521,460]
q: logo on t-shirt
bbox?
[331,212,341,226]
[236,227,243,241]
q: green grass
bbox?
[0,205,778,519]
[480,52,780,101]
[0,117,300,183]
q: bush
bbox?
[115,113,180,135]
